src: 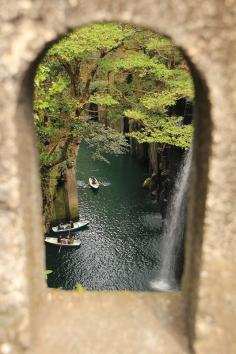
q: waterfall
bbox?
[150,149,192,291]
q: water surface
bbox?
[46,144,162,290]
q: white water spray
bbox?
[151,149,192,291]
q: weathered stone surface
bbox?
[34,290,188,354]
[0,0,236,354]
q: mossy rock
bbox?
[142,177,151,189]
[143,172,158,191]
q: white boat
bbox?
[88,177,99,189]
[52,220,89,233]
[45,237,81,247]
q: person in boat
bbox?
[58,223,64,230]
[66,232,72,239]
[91,176,96,184]
[57,235,62,243]
[68,236,75,245]
[70,220,74,228]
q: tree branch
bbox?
[55,55,81,96]
[41,135,73,171]
[81,31,139,101]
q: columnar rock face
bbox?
[65,145,80,221]
[106,112,185,213]
[49,144,80,224]
[53,164,79,222]
[1,1,236,354]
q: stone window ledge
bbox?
[33,290,188,354]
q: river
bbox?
[46,144,163,290]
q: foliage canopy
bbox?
[34,22,193,172]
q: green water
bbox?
[46,144,163,290]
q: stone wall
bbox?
[0,1,236,354]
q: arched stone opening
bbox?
[32,22,198,292]
[2,1,235,353]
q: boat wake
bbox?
[77,180,88,188]
[101,181,111,187]
[77,180,111,188]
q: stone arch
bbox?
[1,1,235,354]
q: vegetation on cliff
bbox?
[33,23,193,226]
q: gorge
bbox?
[34,22,193,291]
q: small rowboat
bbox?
[88,177,99,189]
[52,220,89,233]
[45,237,81,247]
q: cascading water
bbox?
[150,149,192,291]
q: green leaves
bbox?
[124,109,148,121]
[34,22,193,172]
[89,93,118,106]
[140,91,177,112]
[34,65,50,86]
[127,116,193,149]
[49,77,69,95]
[102,53,154,70]
[44,270,53,280]
[168,69,194,98]
[75,282,87,292]
[48,23,134,62]
[146,36,173,51]
[124,108,192,149]
[146,36,183,65]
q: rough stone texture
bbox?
[34,291,188,354]
[0,0,236,354]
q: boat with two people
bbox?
[52,219,89,233]
[88,176,100,190]
[45,235,81,247]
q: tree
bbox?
[34,23,133,171]
[98,30,193,149]
[34,23,193,226]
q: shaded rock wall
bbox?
[102,112,186,215]
[134,138,184,214]
[52,144,80,224]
